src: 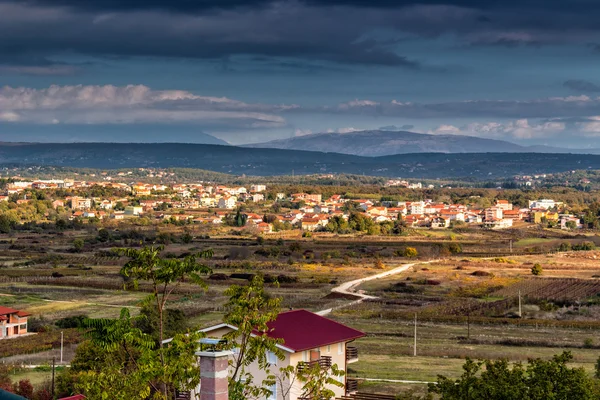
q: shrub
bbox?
[403,247,418,258]
[584,338,594,348]
[55,315,87,329]
[446,243,463,254]
[531,263,543,276]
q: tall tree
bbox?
[117,246,213,398]
[222,275,283,400]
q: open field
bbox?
[3,226,600,396]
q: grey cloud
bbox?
[5,0,600,71]
[0,84,288,128]
[309,95,600,119]
[564,80,600,93]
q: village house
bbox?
[124,206,144,216]
[69,196,92,210]
[218,196,237,209]
[410,201,425,215]
[0,306,30,339]
[529,199,562,210]
[198,309,365,400]
[560,215,582,230]
[250,184,267,192]
[485,207,503,221]
[366,206,388,217]
[483,218,514,229]
[495,199,513,211]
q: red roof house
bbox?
[199,309,365,399]
[0,306,31,338]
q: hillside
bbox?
[246,130,596,157]
[3,142,600,179]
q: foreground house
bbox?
[0,307,30,338]
[200,309,365,400]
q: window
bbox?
[267,383,277,400]
[327,345,331,353]
[19,324,26,330]
[266,350,277,366]
[338,343,343,355]
[303,350,308,362]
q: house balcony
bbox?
[297,356,332,372]
[345,378,359,394]
[346,346,359,364]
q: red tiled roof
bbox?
[262,309,365,352]
[0,306,19,316]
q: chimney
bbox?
[197,350,232,400]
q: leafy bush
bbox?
[531,263,543,276]
[55,315,88,329]
[403,247,418,258]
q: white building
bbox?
[218,196,237,209]
[529,199,562,210]
[410,201,425,215]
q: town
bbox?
[0,176,584,235]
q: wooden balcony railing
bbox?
[345,378,359,394]
[298,356,333,372]
[346,346,359,361]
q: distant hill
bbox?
[246,130,599,157]
[4,142,600,179]
[0,125,229,145]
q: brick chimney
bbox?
[197,350,232,400]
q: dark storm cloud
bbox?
[2,0,600,70]
[10,0,600,12]
[0,1,426,68]
[564,80,600,93]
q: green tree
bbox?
[73,238,85,252]
[531,263,543,276]
[430,352,595,400]
[76,309,203,400]
[0,214,14,233]
[325,215,349,233]
[222,275,283,400]
[277,362,345,400]
[117,246,213,398]
[565,220,578,230]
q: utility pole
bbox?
[518,290,522,318]
[467,312,470,340]
[413,313,417,357]
[51,357,55,398]
[509,239,513,253]
[60,331,64,364]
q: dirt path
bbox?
[317,260,434,316]
[0,292,138,309]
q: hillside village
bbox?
[0,177,582,233]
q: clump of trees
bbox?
[429,352,598,400]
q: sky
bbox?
[3,0,600,148]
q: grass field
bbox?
[3,228,600,396]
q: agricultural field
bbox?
[2,224,600,396]
[329,250,600,394]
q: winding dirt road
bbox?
[317,261,435,316]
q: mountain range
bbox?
[246,130,600,157]
[3,142,600,179]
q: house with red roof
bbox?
[0,306,31,339]
[199,309,365,400]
